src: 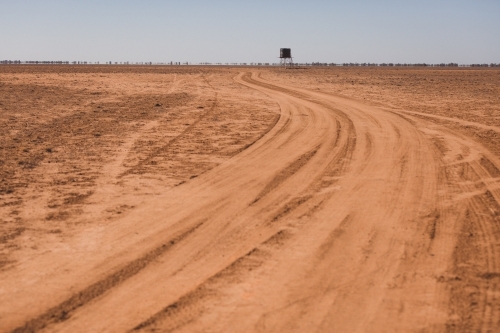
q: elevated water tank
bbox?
[280,48,292,59]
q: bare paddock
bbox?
[1,65,500,332]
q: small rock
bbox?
[155,103,162,107]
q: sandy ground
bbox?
[1,65,499,332]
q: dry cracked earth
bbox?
[1,65,500,332]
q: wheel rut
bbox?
[5,71,350,332]
[5,70,500,333]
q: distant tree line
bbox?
[1,60,499,67]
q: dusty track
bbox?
[2,69,500,332]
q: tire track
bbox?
[8,69,500,333]
[396,115,500,332]
[130,246,270,333]
[119,92,219,178]
[251,147,319,205]
[444,153,500,332]
[129,73,405,332]
[5,71,347,332]
[11,221,205,333]
[239,73,357,211]
[139,72,500,332]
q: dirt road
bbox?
[2,69,500,332]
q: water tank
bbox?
[280,48,292,58]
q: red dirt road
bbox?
[1,67,500,332]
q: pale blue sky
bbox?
[1,0,499,64]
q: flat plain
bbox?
[1,65,499,332]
